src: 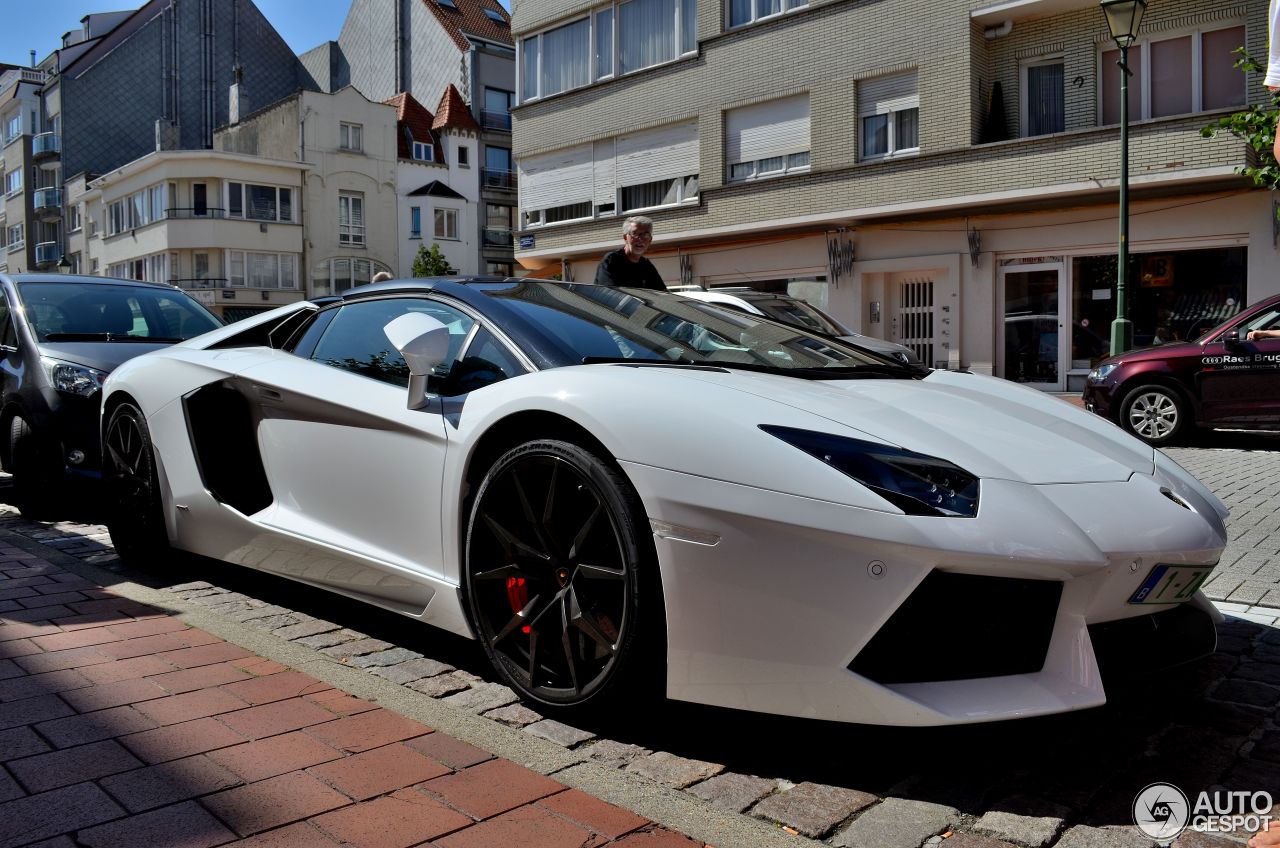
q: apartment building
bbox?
[305,0,519,274]
[510,0,1279,390]
[215,86,400,299]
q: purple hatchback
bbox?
[1083,293,1280,445]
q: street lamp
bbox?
[1100,0,1147,356]
[56,255,71,272]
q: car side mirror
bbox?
[384,312,450,409]
[1223,329,1243,347]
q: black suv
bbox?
[0,274,221,515]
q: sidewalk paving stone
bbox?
[750,781,878,839]
[686,772,777,813]
[423,757,565,819]
[312,788,473,847]
[75,800,236,848]
[8,739,143,793]
[306,740,451,800]
[202,771,352,837]
[831,797,959,848]
[0,783,126,848]
[626,750,724,789]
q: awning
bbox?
[971,0,1095,26]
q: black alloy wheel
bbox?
[465,439,654,709]
[9,415,60,519]
[103,403,169,564]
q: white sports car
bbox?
[101,279,1228,726]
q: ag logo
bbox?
[1133,782,1190,842]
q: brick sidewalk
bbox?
[0,541,702,848]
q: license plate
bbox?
[1128,564,1213,605]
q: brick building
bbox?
[509,0,1279,390]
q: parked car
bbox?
[1083,293,1280,445]
[676,288,924,366]
[102,279,1224,725]
[0,273,222,515]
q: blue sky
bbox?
[0,0,356,67]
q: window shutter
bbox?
[726,94,810,164]
[859,72,918,116]
[615,121,698,187]
[593,139,616,208]
[518,142,593,213]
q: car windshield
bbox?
[485,283,912,376]
[17,281,222,343]
[749,297,850,336]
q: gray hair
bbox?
[371,271,394,283]
[622,215,653,235]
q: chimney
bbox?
[229,67,248,125]
[29,50,36,67]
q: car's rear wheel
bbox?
[1120,384,1188,446]
[465,439,658,711]
[9,415,61,519]
[103,403,169,564]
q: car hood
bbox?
[38,341,172,374]
[1099,339,1203,365]
[836,334,918,362]
[667,367,1153,484]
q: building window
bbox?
[340,122,363,152]
[458,146,470,167]
[728,0,806,28]
[1101,24,1246,123]
[339,192,365,246]
[68,204,82,233]
[410,206,422,238]
[2,113,19,144]
[1022,59,1065,137]
[311,257,393,296]
[434,208,459,240]
[227,182,293,223]
[519,0,696,102]
[412,141,434,162]
[4,169,20,197]
[227,251,298,288]
[518,121,698,225]
[484,146,515,189]
[5,224,22,253]
[487,262,514,276]
[859,71,919,159]
[194,252,210,281]
[726,94,810,182]
[483,88,514,131]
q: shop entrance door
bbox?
[1001,263,1067,391]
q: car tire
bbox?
[103,403,170,564]
[1119,384,1188,446]
[464,438,661,713]
[9,415,61,519]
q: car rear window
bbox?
[17,282,222,342]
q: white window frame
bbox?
[5,223,22,253]
[226,182,294,223]
[725,94,811,183]
[3,169,20,198]
[226,250,299,288]
[68,203,82,233]
[1020,56,1066,138]
[726,0,807,31]
[339,191,365,246]
[1096,21,1247,124]
[859,72,920,161]
[518,0,698,104]
[340,121,364,152]
[410,206,422,238]
[434,208,460,240]
[412,141,434,162]
[2,113,19,145]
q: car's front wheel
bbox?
[103,403,170,564]
[1120,384,1188,446]
[9,415,61,519]
[464,439,658,711]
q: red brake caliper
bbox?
[505,577,531,633]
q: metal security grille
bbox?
[896,278,935,366]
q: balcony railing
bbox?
[32,133,61,158]
[481,110,512,132]
[34,242,61,266]
[34,187,63,215]
[165,207,227,219]
[482,169,516,191]
[482,227,513,248]
[0,68,46,100]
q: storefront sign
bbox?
[190,290,215,305]
[1141,255,1174,287]
[518,234,535,249]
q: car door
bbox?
[1197,305,1280,425]
[234,296,484,592]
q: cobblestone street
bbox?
[2,432,1279,848]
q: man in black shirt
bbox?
[594,216,666,290]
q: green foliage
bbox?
[1200,49,1279,190]
[412,243,455,277]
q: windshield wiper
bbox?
[581,355,703,366]
[44,333,184,342]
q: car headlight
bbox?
[761,425,980,517]
[1088,363,1118,382]
[41,357,108,397]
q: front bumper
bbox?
[34,387,104,479]
[1082,381,1118,419]
[623,461,1225,726]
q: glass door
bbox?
[1001,263,1067,391]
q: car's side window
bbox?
[308,298,476,389]
[435,326,526,396]
[0,295,15,349]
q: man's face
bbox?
[623,225,653,256]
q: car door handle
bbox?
[255,387,284,403]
